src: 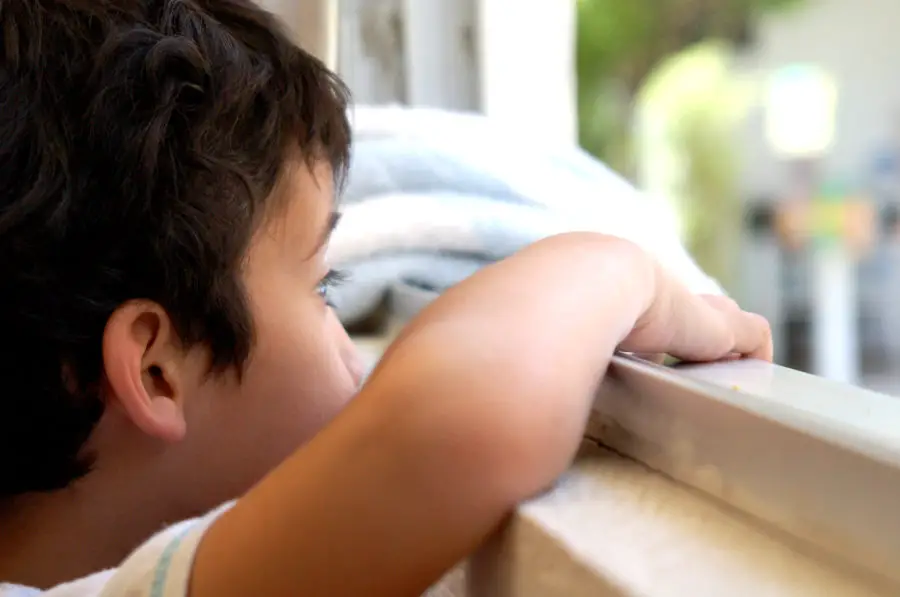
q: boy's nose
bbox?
[327,309,368,388]
[343,341,367,388]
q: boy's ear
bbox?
[102,300,190,443]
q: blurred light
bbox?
[765,64,837,158]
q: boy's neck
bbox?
[0,476,180,589]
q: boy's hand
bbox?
[621,263,773,363]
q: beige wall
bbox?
[737,0,900,199]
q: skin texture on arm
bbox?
[189,233,771,597]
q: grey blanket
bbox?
[327,106,720,327]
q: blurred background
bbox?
[263,0,900,394]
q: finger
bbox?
[726,310,773,361]
[699,294,740,312]
[642,291,728,362]
[700,296,772,361]
[665,296,770,363]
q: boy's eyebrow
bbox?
[313,210,341,254]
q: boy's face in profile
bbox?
[94,161,364,514]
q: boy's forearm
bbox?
[378,232,654,380]
[190,232,655,597]
[375,233,655,473]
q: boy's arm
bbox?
[189,233,770,597]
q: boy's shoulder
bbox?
[0,503,233,597]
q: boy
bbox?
[0,1,771,596]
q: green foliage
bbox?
[575,0,807,292]
[576,0,806,88]
[576,0,807,170]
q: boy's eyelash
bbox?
[318,269,348,307]
[322,269,348,286]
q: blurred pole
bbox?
[259,0,339,69]
[791,160,858,385]
[812,246,858,384]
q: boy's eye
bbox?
[317,269,347,307]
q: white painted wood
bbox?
[339,0,407,105]
[337,0,577,138]
[258,0,338,67]
[401,0,478,110]
[587,355,900,589]
[470,441,892,596]
[338,0,479,110]
[476,0,577,146]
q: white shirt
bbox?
[0,504,232,597]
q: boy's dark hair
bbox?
[0,0,351,497]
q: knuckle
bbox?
[702,294,739,311]
[747,312,772,335]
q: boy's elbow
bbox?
[475,369,588,499]
[370,319,595,516]
[396,357,586,507]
